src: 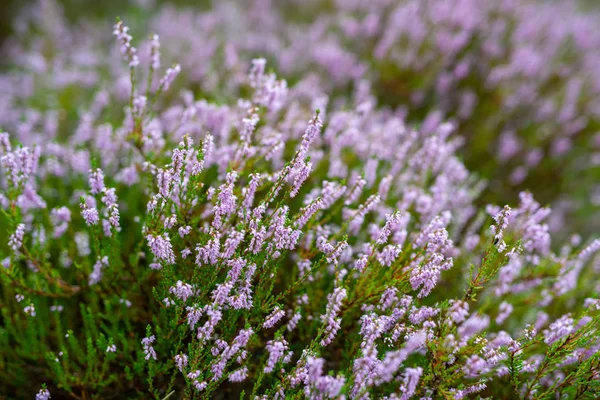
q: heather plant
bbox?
[1,17,600,399]
[115,0,600,235]
[3,0,600,239]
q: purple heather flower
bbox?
[264,338,291,373]
[287,311,302,332]
[88,168,105,195]
[197,307,222,342]
[447,300,470,325]
[290,161,312,198]
[228,366,248,382]
[150,34,160,70]
[320,287,346,346]
[263,307,285,329]
[24,304,36,317]
[543,314,574,345]
[458,314,490,340]
[399,367,422,400]
[496,301,513,324]
[345,177,366,205]
[80,202,99,226]
[377,211,403,246]
[354,254,369,272]
[160,64,181,92]
[294,198,322,229]
[293,355,346,399]
[196,237,221,266]
[296,114,322,162]
[146,234,175,265]
[451,382,487,400]
[491,205,512,252]
[50,207,71,238]
[142,335,157,360]
[410,253,453,298]
[186,306,203,330]
[113,20,139,67]
[175,353,188,372]
[169,281,194,302]
[8,223,25,252]
[89,256,109,285]
[212,171,238,229]
[579,239,600,261]
[211,328,253,381]
[1,146,40,187]
[36,388,51,400]
[178,225,192,238]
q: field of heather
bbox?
[1,1,599,399]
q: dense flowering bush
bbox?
[1,2,600,399]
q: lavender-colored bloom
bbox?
[290,161,312,198]
[320,287,346,346]
[147,234,175,265]
[169,281,194,302]
[150,34,160,70]
[447,300,469,325]
[211,328,253,381]
[36,388,51,400]
[579,239,600,261]
[241,173,261,212]
[88,169,105,195]
[491,205,512,252]
[293,355,346,399]
[113,20,139,67]
[354,254,369,272]
[297,114,323,161]
[451,382,487,400]
[228,366,248,382]
[287,311,302,332]
[174,353,188,372]
[410,253,453,298]
[377,244,402,267]
[197,307,222,341]
[543,314,574,345]
[8,224,25,252]
[212,172,238,229]
[160,64,181,91]
[458,314,490,340]
[178,225,192,238]
[496,301,513,324]
[80,202,99,226]
[263,307,285,329]
[186,306,203,330]
[89,256,109,285]
[345,177,366,205]
[142,335,157,360]
[264,338,290,373]
[196,237,221,266]
[399,367,422,400]
[50,207,71,238]
[294,198,322,229]
[377,211,402,245]
[24,304,36,317]
[1,146,40,186]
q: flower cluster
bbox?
[0,4,599,400]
